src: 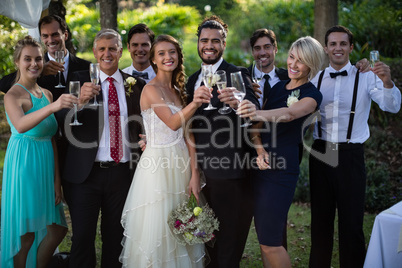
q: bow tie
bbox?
[330,70,348,78]
[132,70,149,80]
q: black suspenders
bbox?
[316,69,360,142]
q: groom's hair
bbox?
[196,15,228,40]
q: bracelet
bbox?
[250,135,260,141]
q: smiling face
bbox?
[40,20,68,58]
[252,36,278,73]
[197,28,226,65]
[287,48,310,84]
[93,37,122,76]
[325,32,353,70]
[127,32,152,70]
[152,41,178,72]
[16,45,43,81]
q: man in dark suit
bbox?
[0,15,90,99]
[62,29,145,267]
[186,16,259,267]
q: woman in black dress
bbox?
[237,36,325,268]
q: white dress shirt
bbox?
[95,70,130,162]
[48,51,70,80]
[253,65,282,108]
[194,57,224,91]
[310,61,401,143]
[122,64,156,83]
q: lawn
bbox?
[58,202,376,267]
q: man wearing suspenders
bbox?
[308,25,401,268]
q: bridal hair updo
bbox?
[288,36,325,81]
[13,35,43,83]
[150,34,187,106]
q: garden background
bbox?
[0,0,401,266]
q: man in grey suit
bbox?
[62,29,145,267]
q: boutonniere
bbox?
[124,77,137,97]
[287,89,300,107]
[211,73,220,87]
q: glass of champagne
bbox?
[216,70,231,114]
[370,50,380,90]
[55,50,65,88]
[89,63,101,106]
[69,81,82,126]
[252,60,263,84]
[231,71,252,127]
[202,64,217,110]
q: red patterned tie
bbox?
[107,77,123,163]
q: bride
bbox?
[120,34,212,267]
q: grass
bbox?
[58,202,376,268]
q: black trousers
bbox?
[63,162,132,268]
[309,140,366,268]
[203,176,253,268]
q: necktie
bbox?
[132,70,149,80]
[107,77,123,163]
[262,74,271,107]
[330,70,348,78]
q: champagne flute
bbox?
[252,60,263,84]
[89,63,101,106]
[55,50,65,88]
[217,70,231,114]
[231,71,252,127]
[202,64,217,110]
[69,81,83,126]
[370,50,380,90]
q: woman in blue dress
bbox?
[237,36,325,268]
[1,36,78,267]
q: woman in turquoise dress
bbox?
[237,36,325,268]
[1,36,78,267]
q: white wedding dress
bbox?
[120,104,205,267]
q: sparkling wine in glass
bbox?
[55,50,65,88]
[216,70,231,114]
[231,71,252,127]
[370,50,380,90]
[202,64,217,110]
[69,81,82,126]
[252,60,263,84]
[89,63,101,106]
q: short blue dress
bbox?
[1,84,67,267]
[253,80,322,246]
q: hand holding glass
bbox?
[216,70,231,114]
[370,50,380,90]
[202,65,217,110]
[89,63,101,106]
[55,50,65,88]
[69,81,82,126]
[231,71,252,127]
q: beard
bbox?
[198,49,224,65]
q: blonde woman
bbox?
[237,36,325,268]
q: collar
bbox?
[328,61,352,73]
[201,57,224,73]
[100,69,123,85]
[47,51,70,63]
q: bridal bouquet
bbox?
[168,193,220,245]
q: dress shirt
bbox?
[194,57,224,91]
[122,64,156,83]
[310,61,401,143]
[254,65,281,108]
[95,70,130,162]
[48,51,70,81]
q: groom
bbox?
[62,29,145,267]
[186,16,259,267]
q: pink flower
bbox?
[174,220,182,228]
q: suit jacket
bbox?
[0,53,91,99]
[62,70,145,183]
[186,60,259,180]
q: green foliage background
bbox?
[0,0,401,213]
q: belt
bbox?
[313,139,363,151]
[95,161,124,168]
